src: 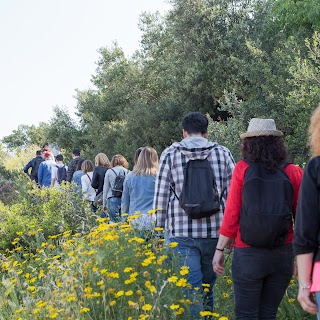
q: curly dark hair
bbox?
[241,136,288,172]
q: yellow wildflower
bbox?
[167,242,178,248]
[142,304,152,311]
[170,304,180,310]
[180,266,189,275]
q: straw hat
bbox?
[240,118,283,139]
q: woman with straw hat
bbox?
[212,118,303,319]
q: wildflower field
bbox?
[0,173,315,319]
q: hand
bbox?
[297,287,318,315]
[212,250,225,276]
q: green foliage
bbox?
[4,0,320,165]
[46,107,83,154]
[1,123,49,152]
[0,185,96,251]
[272,0,320,38]
[284,32,320,164]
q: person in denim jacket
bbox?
[121,147,158,230]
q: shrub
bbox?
[0,222,194,320]
[0,184,96,251]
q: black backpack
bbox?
[240,161,294,248]
[111,169,126,197]
[31,157,44,180]
[56,165,67,184]
[177,158,220,219]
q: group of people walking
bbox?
[23,110,320,320]
[24,144,159,228]
[153,111,320,320]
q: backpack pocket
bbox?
[240,208,292,248]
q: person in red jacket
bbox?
[212,118,303,320]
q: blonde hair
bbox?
[111,154,129,169]
[132,147,158,176]
[95,153,111,168]
[308,105,320,157]
[81,160,94,174]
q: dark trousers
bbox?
[232,244,294,320]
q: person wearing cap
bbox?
[293,106,320,318]
[37,152,57,187]
[212,118,303,319]
[66,148,84,182]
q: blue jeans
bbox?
[170,237,218,319]
[232,244,294,320]
[107,197,121,222]
[315,292,320,320]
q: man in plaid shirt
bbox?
[154,112,235,318]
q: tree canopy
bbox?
[2,0,320,165]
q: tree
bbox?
[1,123,49,151]
[46,107,83,155]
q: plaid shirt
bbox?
[153,138,235,238]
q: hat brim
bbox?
[240,130,283,139]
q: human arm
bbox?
[296,253,318,315]
[294,158,320,255]
[220,149,236,209]
[153,152,172,229]
[91,167,99,190]
[285,164,303,215]
[219,161,247,239]
[212,234,231,276]
[81,175,89,194]
[23,159,34,176]
[102,171,110,209]
[50,166,57,188]
[66,160,74,182]
[38,163,43,186]
[121,177,130,215]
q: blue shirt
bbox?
[72,170,83,186]
[38,160,56,187]
[72,170,84,193]
[121,174,156,230]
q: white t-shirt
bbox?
[81,171,96,201]
[51,163,68,187]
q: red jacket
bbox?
[219,160,303,248]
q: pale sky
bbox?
[0,0,171,140]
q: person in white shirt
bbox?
[81,160,97,211]
[51,154,68,188]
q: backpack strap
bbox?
[111,168,126,177]
[279,161,290,169]
[170,185,179,200]
[278,161,292,180]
